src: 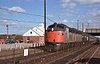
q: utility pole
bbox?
[82,23,84,32]
[87,23,89,28]
[6,25,9,39]
[44,0,46,43]
[77,20,79,30]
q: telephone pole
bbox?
[82,23,84,32]
[44,0,46,43]
[87,23,89,28]
[77,20,79,30]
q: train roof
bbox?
[47,23,93,35]
[48,23,82,33]
[48,23,69,28]
[69,28,83,34]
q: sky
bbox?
[0,0,100,35]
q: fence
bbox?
[0,43,45,51]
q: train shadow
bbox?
[78,58,100,64]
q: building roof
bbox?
[23,23,44,36]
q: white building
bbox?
[23,23,44,43]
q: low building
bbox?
[23,23,44,44]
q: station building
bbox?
[23,23,44,44]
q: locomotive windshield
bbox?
[47,23,66,31]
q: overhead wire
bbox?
[0,7,57,35]
[0,7,56,32]
[0,7,55,23]
[0,17,43,23]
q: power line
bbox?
[0,7,55,23]
[0,7,43,17]
[0,17,43,23]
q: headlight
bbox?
[51,28,54,31]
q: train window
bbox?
[57,25,64,29]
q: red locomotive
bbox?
[46,23,96,51]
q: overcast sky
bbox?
[0,0,100,34]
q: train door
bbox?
[64,28,69,43]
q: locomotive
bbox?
[46,23,96,51]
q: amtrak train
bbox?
[46,23,97,51]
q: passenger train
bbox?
[46,23,97,51]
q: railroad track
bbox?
[0,46,45,61]
[26,45,92,64]
[68,45,99,64]
[0,46,61,64]
[0,49,57,64]
[49,45,93,64]
[0,44,93,64]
